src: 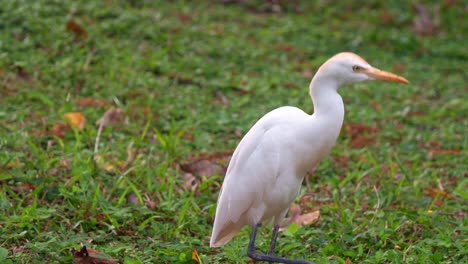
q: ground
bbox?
[0,1,466,263]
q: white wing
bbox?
[210,106,324,247]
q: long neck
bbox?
[309,75,345,128]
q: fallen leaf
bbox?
[96,108,124,129]
[51,123,69,138]
[406,111,425,117]
[213,89,229,106]
[3,157,21,170]
[144,194,158,210]
[183,172,199,192]
[16,66,31,81]
[75,98,111,108]
[288,203,301,218]
[64,112,85,129]
[301,70,314,79]
[427,149,460,156]
[434,199,444,207]
[10,183,35,193]
[425,187,453,199]
[180,159,225,178]
[284,203,320,228]
[293,211,320,226]
[369,100,381,111]
[392,62,407,73]
[378,10,395,25]
[330,155,349,171]
[176,12,193,24]
[345,122,379,148]
[70,246,120,264]
[167,73,200,87]
[443,0,457,8]
[275,44,295,53]
[66,20,88,39]
[143,106,151,117]
[394,173,404,182]
[283,82,298,89]
[192,249,203,264]
[412,4,439,36]
[191,151,232,164]
[126,193,139,205]
[75,79,85,93]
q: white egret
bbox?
[210,52,408,264]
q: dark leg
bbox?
[247,223,315,264]
[267,225,280,256]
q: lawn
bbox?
[0,1,466,263]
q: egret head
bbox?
[317,52,409,86]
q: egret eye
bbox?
[352,65,363,72]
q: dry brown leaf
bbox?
[283,82,298,89]
[96,108,124,128]
[51,123,70,138]
[16,66,31,81]
[345,122,379,148]
[213,89,229,106]
[66,20,88,39]
[285,203,320,227]
[75,97,111,108]
[378,10,395,25]
[412,4,439,36]
[392,62,407,73]
[427,149,460,156]
[426,187,453,199]
[369,100,381,111]
[126,193,139,205]
[294,211,320,226]
[183,172,199,192]
[345,258,353,264]
[71,246,120,264]
[64,112,85,129]
[181,159,225,178]
[143,106,151,117]
[434,199,444,207]
[10,183,35,193]
[330,155,349,171]
[176,13,193,24]
[3,157,21,170]
[275,44,295,53]
[144,194,158,210]
[192,249,203,264]
[301,70,314,79]
[189,151,232,164]
[288,203,301,218]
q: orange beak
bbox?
[363,67,409,84]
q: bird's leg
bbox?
[267,225,280,264]
[267,225,280,255]
[247,223,261,257]
[247,224,315,264]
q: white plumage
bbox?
[210,52,408,259]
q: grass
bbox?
[0,0,467,263]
